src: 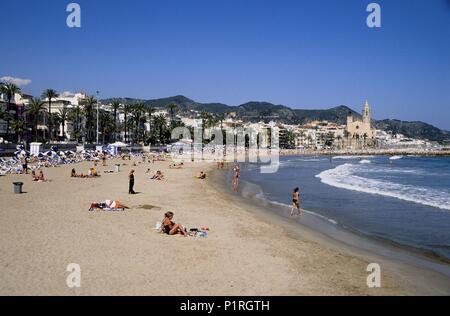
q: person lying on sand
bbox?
[71,168,77,177]
[88,167,99,177]
[169,162,184,169]
[150,170,165,180]
[161,211,187,236]
[196,171,206,179]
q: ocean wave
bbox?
[360,160,372,164]
[316,164,450,211]
[332,155,375,160]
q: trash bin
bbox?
[115,164,121,173]
[13,182,23,194]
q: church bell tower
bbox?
[363,100,371,124]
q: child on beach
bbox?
[290,187,301,216]
[160,212,187,236]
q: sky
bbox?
[1,0,449,129]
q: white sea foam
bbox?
[316,163,450,211]
[332,155,375,160]
[390,155,403,160]
[359,159,372,164]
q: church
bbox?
[346,101,376,148]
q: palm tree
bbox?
[200,111,209,140]
[80,96,96,143]
[132,103,146,144]
[99,110,115,144]
[42,89,58,141]
[25,98,46,141]
[363,133,368,148]
[121,104,133,143]
[147,106,155,143]
[51,112,62,140]
[1,82,21,140]
[166,102,177,124]
[217,113,225,131]
[58,107,70,141]
[69,106,83,143]
[344,130,351,148]
[153,114,168,144]
[110,100,121,142]
[11,119,26,143]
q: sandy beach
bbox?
[0,157,449,296]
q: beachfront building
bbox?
[41,92,88,141]
[0,92,32,142]
[346,101,376,149]
[376,130,433,149]
[292,121,346,150]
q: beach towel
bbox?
[89,200,127,212]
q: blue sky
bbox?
[1,0,449,129]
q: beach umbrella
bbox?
[110,142,128,148]
[14,149,30,158]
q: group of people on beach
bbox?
[31,170,46,182]
[71,167,100,178]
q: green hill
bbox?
[101,95,450,143]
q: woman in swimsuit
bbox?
[232,164,240,192]
[291,187,301,216]
[161,212,187,236]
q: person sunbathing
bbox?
[71,168,77,177]
[196,171,206,179]
[169,162,184,169]
[161,212,187,236]
[31,170,39,181]
[88,168,99,177]
[37,170,46,182]
[151,170,165,180]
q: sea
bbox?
[232,155,450,266]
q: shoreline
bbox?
[279,149,450,157]
[208,164,450,295]
[0,157,449,295]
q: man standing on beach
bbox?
[129,169,136,194]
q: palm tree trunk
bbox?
[48,100,52,142]
[113,109,117,142]
[62,120,65,141]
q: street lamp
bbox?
[96,91,100,144]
